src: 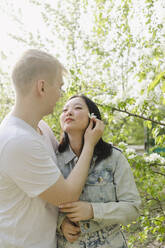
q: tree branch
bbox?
[151,170,165,177]
[105,105,165,126]
[150,163,165,167]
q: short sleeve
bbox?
[1,136,61,197]
[38,120,59,152]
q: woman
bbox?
[56,95,141,248]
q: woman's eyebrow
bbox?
[63,103,84,109]
[74,103,83,106]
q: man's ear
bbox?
[37,80,45,96]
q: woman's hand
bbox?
[59,201,94,222]
[61,217,80,243]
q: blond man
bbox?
[0,49,104,248]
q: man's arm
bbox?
[39,118,104,206]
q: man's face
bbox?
[46,73,64,114]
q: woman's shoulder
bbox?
[99,146,125,167]
[112,146,122,153]
[94,146,122,167]
[110,146,122,159]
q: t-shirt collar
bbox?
[8,114,42,138]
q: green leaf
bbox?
[146,121,152,129]
[148,71,165,92]
[161,81,165,93]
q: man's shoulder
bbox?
[0,121,34,142]
[0,134,39,155]
[0,122,42,156]
[39,120,59,151]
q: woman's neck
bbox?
[68,132,84,157]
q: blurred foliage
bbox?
[119,144,165,247]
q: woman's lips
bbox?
[65,118,74,123]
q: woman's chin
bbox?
[63,124,86,134]
[63,127,73,133]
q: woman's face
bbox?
[60,97,89,134]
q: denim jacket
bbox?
[56,146,141,248]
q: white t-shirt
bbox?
[0,115,61,248]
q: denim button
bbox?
[97,176,103,183]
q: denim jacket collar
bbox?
[63,145,77,165]
[60,145,97,173]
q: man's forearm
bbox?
[65,143,94,201]
[39,118,104,206]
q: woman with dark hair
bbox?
[56,95,141,248]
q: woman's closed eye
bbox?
[75,106,82,110]
[62,108,68,113]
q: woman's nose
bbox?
[66,109,73,116]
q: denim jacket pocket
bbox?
[83,168,116,202]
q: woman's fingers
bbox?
[59,202,77,209]
[60,207,76,213]
[68,224,80,233]
[61,218,81,243]
[66,213,78,220]
[66,233,80,243]
[59,202,79,213]
[68,217,80,222]
[61,201,93,222]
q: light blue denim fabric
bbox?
[56,146,141,248]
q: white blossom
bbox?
[126,148,136,154]
[128,154,137,159]
[88,112,96,119]
[144,153,165,164]
[118,142,128,149]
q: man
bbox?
[0,49,104,248]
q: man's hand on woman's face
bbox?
[61,217,80,243]
[84,118,104,147]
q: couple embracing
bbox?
[0,49,141,248]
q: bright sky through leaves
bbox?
[0,0,164,100]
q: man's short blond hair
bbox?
[12,49,67,95]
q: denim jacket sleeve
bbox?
[91,151,141,226]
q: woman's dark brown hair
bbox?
[58,95,112,164]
